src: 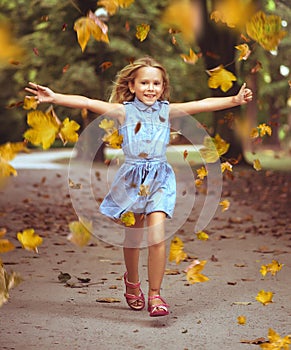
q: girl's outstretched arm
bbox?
[25,82,124,120]
[169,83,253,118]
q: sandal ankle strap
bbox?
[124,272,141,289]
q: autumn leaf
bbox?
[99,61,112,72]
[136,24,150,42]
[207,65,237,92]
[97,0,134,16]
[24,110,60,149]
[221,161,233,173]
[169,236,188,265]
[161,0,196,43]
[196,231,209,241]
[74,13,109,52]
[250,123,272,139]
[0,228,15,254]
[102,129,123,149]
[0,142,28,162]
[200,134,230,163]
[260,260,283,277]
[183,149,188,160]
[0,259,22,308]
[134,121,142,134]
[59,118,80,144]
[220,199,230,212]
[23,96,38,110]
[68,218,92,247]
[246,11,287,51]
[253,159,262,171]
[235,44,251,61]
[185,260,209,284]
[237,316,246,325]
[120,211,135,227]
[99,118,115,131]
[138,184,150,196]
[96,297,121,303]
[251,61,263,74]
[196,166,208,180]
[17,228,43,253]
[180,48,199,65]
[0,22,24,66]
[68,178,82,190]
[0,158,17,180]
[195,179,203,187]
[260,328,291,350]
[210,0,255,29]
[256,290,273,305]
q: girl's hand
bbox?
[234,83,253,105]
[25,82,56,104]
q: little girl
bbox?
[25,56,252,317]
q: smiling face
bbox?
[129,67,164,106]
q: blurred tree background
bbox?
[0,0,290,159]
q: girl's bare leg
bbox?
[147,211,167,308]
[123,214,144,307]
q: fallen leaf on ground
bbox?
[237,315,246,325]
[96,297,121,303]
[259,328,291,349]
[164,269,180,275]
[240,338,267,345]
[58,272,71,283]
[256,290,273,305]
[260,260,283,277]
[196,231,209,241]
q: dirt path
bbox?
[0,164,290,350]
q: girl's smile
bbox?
[129,67,164,106]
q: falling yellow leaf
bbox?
[237,316,246,325]
[0,158,17,180]
[0,259,22,308]
[0,142,28,162]
[161,0,197,43]
[260,328,291,350]
[180,48,199,65]
[195,179,203,187]
[208,65,237,92]
[235,44,251,61]
[0,21,25,66]
[220,199,230,212]
[253,159,262,171]
[210,0,255,29]
[256,290,273,305]
[24,110,60,150]
[136,24,150,42]
[196,231,209,241]
[99,118,115,130]
[138,184,150,196]
[221,161,233,173]
[185,260,209,284]
[17,228,43,253]
[97,0,134,16]
[260,260,283,277]
[258,123,272,137]
[200,134,230,163]
[23,96,38,110]
[121,211,135,227]
[169,236,188,265]
[0,228,15,254]
[246,11,287,51]
[250,128,260,139]
[74,13,109,52]
[68,218,92,247]
[196,166,208,180]
[59,118,80,144]
[102,129,123,149]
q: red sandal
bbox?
[123,272,145,311]
[148,295,169,317]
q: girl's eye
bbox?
[154,82,161,85]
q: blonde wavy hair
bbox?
[109,56,170,103]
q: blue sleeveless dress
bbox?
[99,97,176,219]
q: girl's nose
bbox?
[147,83,154,90]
